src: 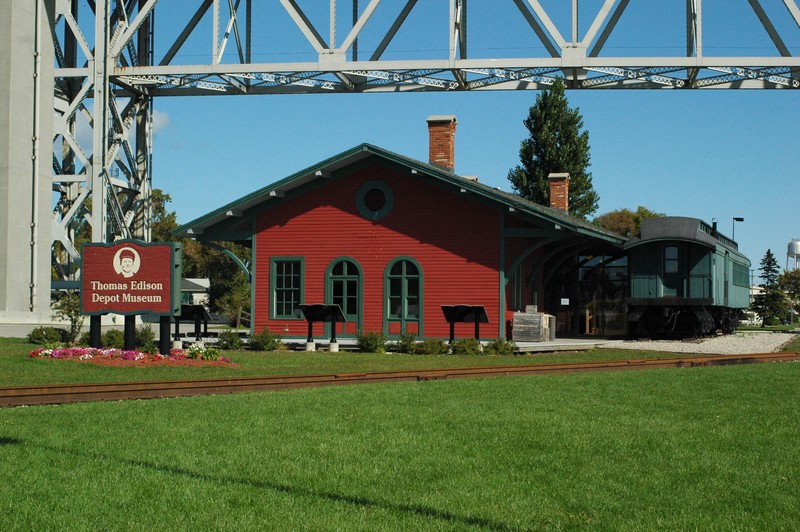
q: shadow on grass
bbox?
[25,438,520,531]
[0,436,22,445]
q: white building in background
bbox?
[181,278,210,307]
[741,284,764,326]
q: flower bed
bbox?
[29,346,234,367]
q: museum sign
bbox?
[81,240,181,316]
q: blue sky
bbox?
[147,1,799,276]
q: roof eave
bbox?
[174,143,625,247]
[174,144,376,238]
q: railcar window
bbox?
[732,262,749,287]
[664,246,679,274]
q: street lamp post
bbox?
[732,217,744,241]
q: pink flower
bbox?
[27,346,233,365]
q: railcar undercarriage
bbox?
[628,305,743,339]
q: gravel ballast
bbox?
[600,331,798,355]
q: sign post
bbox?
[81,240,181,354]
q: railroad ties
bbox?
[1,352,798,408]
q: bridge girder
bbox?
[47,0,800,283]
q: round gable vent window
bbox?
[357,180,394,221]
[364,188,386,212]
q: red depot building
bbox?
[175,117,624,342]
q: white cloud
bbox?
[151,109,170,135]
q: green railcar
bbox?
[624,217,750,337]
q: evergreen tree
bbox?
[760,248,782,288]
[507,78,599,219]
[751,249,787,326]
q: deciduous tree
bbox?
[148,189,252,323]
[594,206,665,237]
[182,240,252,323]
[779,268,800,321]
[150,189,179,243]
[51,290,84,344]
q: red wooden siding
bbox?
[253,161,502,339]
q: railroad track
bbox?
[1,352,798,408]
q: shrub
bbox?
[450,337,483,356]
[249,328,283,351]
[484,338,517,356]
[217,328,244,350]
[78,331,91,346]
[27,326,66,345]
[392,331,417,354]
[356,330,387,353]
[203,346,221,361]
[414,338,448,355]
[102,329,125,349]
[186,342,221,361]
[136,325,157,353]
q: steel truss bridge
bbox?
[1,0,798,321]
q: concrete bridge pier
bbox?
[0,0,54,326]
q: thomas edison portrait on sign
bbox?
[113,247,141,278]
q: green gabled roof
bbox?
[174,143,625,245]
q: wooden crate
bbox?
[512,312,555,342]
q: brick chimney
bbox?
[548,173,570,213]
[427,115,457,171]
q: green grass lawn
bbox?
[1,362,798,530]
[781,334,800,352]
[2,336,781,387]
[3,334,798,387]
[739,323,799,333]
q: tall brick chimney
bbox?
[548,173,570,213]
[427,115,457,172]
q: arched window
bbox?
[326,258,362,335]
[329,260,360,319]
[385,258,423,336]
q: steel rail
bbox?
[1,352,798,408]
